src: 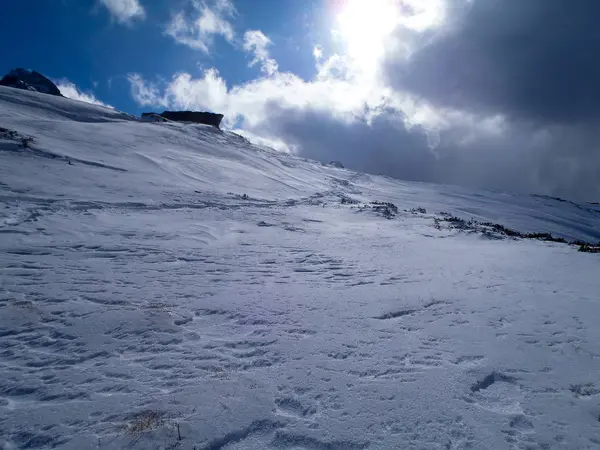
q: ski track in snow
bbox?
[1,87,600,449]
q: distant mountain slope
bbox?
[0,85,598,242]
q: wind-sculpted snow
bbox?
[1,86,599,449]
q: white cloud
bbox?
[127,74,168,108]
[99,0,145,24]
[129,70,228,113]
[230,129,295,153]
[313,45,324,61]
[165,0,235,53]
[243,30,278,76]
[56,80,113,109]
[127,55,465,143]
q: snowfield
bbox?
[1,86,599,449]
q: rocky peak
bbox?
[0,68,63,97]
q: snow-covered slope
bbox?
[1,86,599,450]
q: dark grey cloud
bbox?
[432,121,600,201]
[390,0,600,124]
[258,103,600,202]
[333,0,600,202]
[259,105,438,182]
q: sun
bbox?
[336,0,400,70]
[334,0,444,73]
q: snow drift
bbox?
[0,86,599,449]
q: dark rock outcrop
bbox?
[329,160,344,169]
[141,113,168,123]
[0,68,63,97]
[141,110,224,128]
[161,111,224,127]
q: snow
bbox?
[0,85,599,449]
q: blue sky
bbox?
[0,0,335,114]
[2,0,600,202]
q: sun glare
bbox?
[336,0,399,71]
[335,0,445,73]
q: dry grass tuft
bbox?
[123,410,165,434]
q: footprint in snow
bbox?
[275,397,317,419]
[468,371,524,415]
